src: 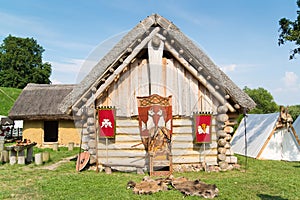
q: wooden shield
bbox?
[137,94,172,151]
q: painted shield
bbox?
[137,94,172,151]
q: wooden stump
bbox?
[42,152,50,162]
[35,153,43,165]
[17,150,25,165]
[1,150,9,163]
[52,143,58,151]
[68,142,74,151]
[9,150,17,165]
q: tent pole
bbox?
[256,127,277,159]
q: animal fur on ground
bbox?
[127,175,219,198]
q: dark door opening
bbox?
[44,121,58,142]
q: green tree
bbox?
[288,105,300,120]
[243,87,278,114]
[278,0,300,59]
[0,35,51,88]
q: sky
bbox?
[0,0,299,106]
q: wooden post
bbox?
[68,142,74,151]
[35,153,43,165]
[10,150,17,165]
[26,146,34,163]
[42,152,50,162]
[17,150,25,165]
[53,143,58,151]
[1,150,9,163]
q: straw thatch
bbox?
[9,83,75,120]
[59,14,255,114]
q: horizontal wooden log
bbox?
[98,157,146,167]
[219,161,229,169]
[217,153,226,161]
[171,141,218,149]
[97,141,218,151]
[172,149,217,157]
[172,155,218,165]
[224,134,232,141]
[224,126,234,133]
[98,149,146,157]
[116,119,138,127]
[218,147,227,154]
[225,156,238,164]
[217,130,227,138]
[226,149,234,156]
[218,139,227,147]
[87,117,94,125]
[217,105,228,114]
[172,119,193,126]
[224,142,231,149]
[216,114,229,122]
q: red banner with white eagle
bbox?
[137,94,172,152]
[98,107,116,138]
[194,114,212,143]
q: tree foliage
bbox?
[278,0,300,59]
[288,105,300,120]
[0,35,51,89]
[243,87,278,114]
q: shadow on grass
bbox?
[293,165,300,168]
[257,194,288,200]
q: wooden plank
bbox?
[173,119,193,126]
[172,155,218,165]
[97,149,146,157]
[98,157,146,167]
[98,142,145,150]
[172,141,218,149]
[172,126,193,133]
[139,59,150,96]
[116,119,139,127]
[172,134,217,142]
[86,27,160,107]
[115,127,140,135]
[164,42,235,112]
[172,149,217,156]
[129,60,139,116]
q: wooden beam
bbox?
[256,127,277,159]
[164,42,236,112]
[84,27,161,107]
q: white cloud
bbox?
[48,57,99,84]
[0,11,58,39]
[50,58,85,74]
[220,64,237,73]
[282,71,298,87]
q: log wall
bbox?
[97,58,218,117]
[97,118,218,167]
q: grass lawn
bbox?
[0,87,22,116]
[0,147,299,200]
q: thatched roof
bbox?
[59,14,255,114]
[9,83,75,120]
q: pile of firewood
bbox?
[127,175,219,198]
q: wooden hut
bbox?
[9,84,80,146]
[58,14,255,172]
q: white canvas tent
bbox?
[293,115,300,140]
[231,113,300,161]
